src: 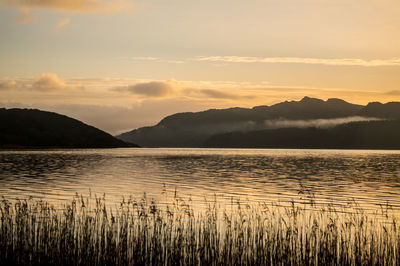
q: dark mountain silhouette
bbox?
[358,102,400,119]
[253,97,363,120]
[0,108,138,149]
[117,97,400,148]
[204,120,400,149]
[156,97,363,128]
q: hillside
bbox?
[117,97,400,148]
[0,108,138,149]
[204,120,400,149]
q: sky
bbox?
[0,0,400,134]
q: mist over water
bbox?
[263,116,383,129]
[168,116,383,136]
[0,148,400,212]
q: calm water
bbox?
[1,148,400,212]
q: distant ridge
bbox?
[117,97,400,148]
[204,120,400,149]
[0,108,138,149]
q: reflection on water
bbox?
[1,148,400,211]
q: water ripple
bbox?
[0,148,400,211]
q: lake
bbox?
[1,148,400,212]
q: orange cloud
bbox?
[114,79,255,100]
[16,7,35,23]
[182,88,254,100]
[117,80,178,98]
[1,0,134,13]
[0,79,17,90]
[384,90,400,96]
[55,18,70,31]
[1,0,134,24]
[31,73,81,92]
[199,89,253,100]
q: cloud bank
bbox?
[196,56,400,67]
[0,73,84,92]
[115,80,255,100]
[117,80,178,98]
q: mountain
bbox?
[253,97,363,120]
[156,97,363,128]
[204,120,400,149]
[117,97,364,147]
[358,102,400,119]
[0,108,138,149]
[117,97,400,148]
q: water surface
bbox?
[1,148,400,211]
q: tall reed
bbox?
[1,193,399,265]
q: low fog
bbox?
[263,116,383,130]
[189,116,384,135]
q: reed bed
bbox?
[1,193,400,265]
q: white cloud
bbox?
[131,57,159,61]
[127,57,185,64]
[196,56,400,67]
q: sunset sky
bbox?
[1,0,400,134]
